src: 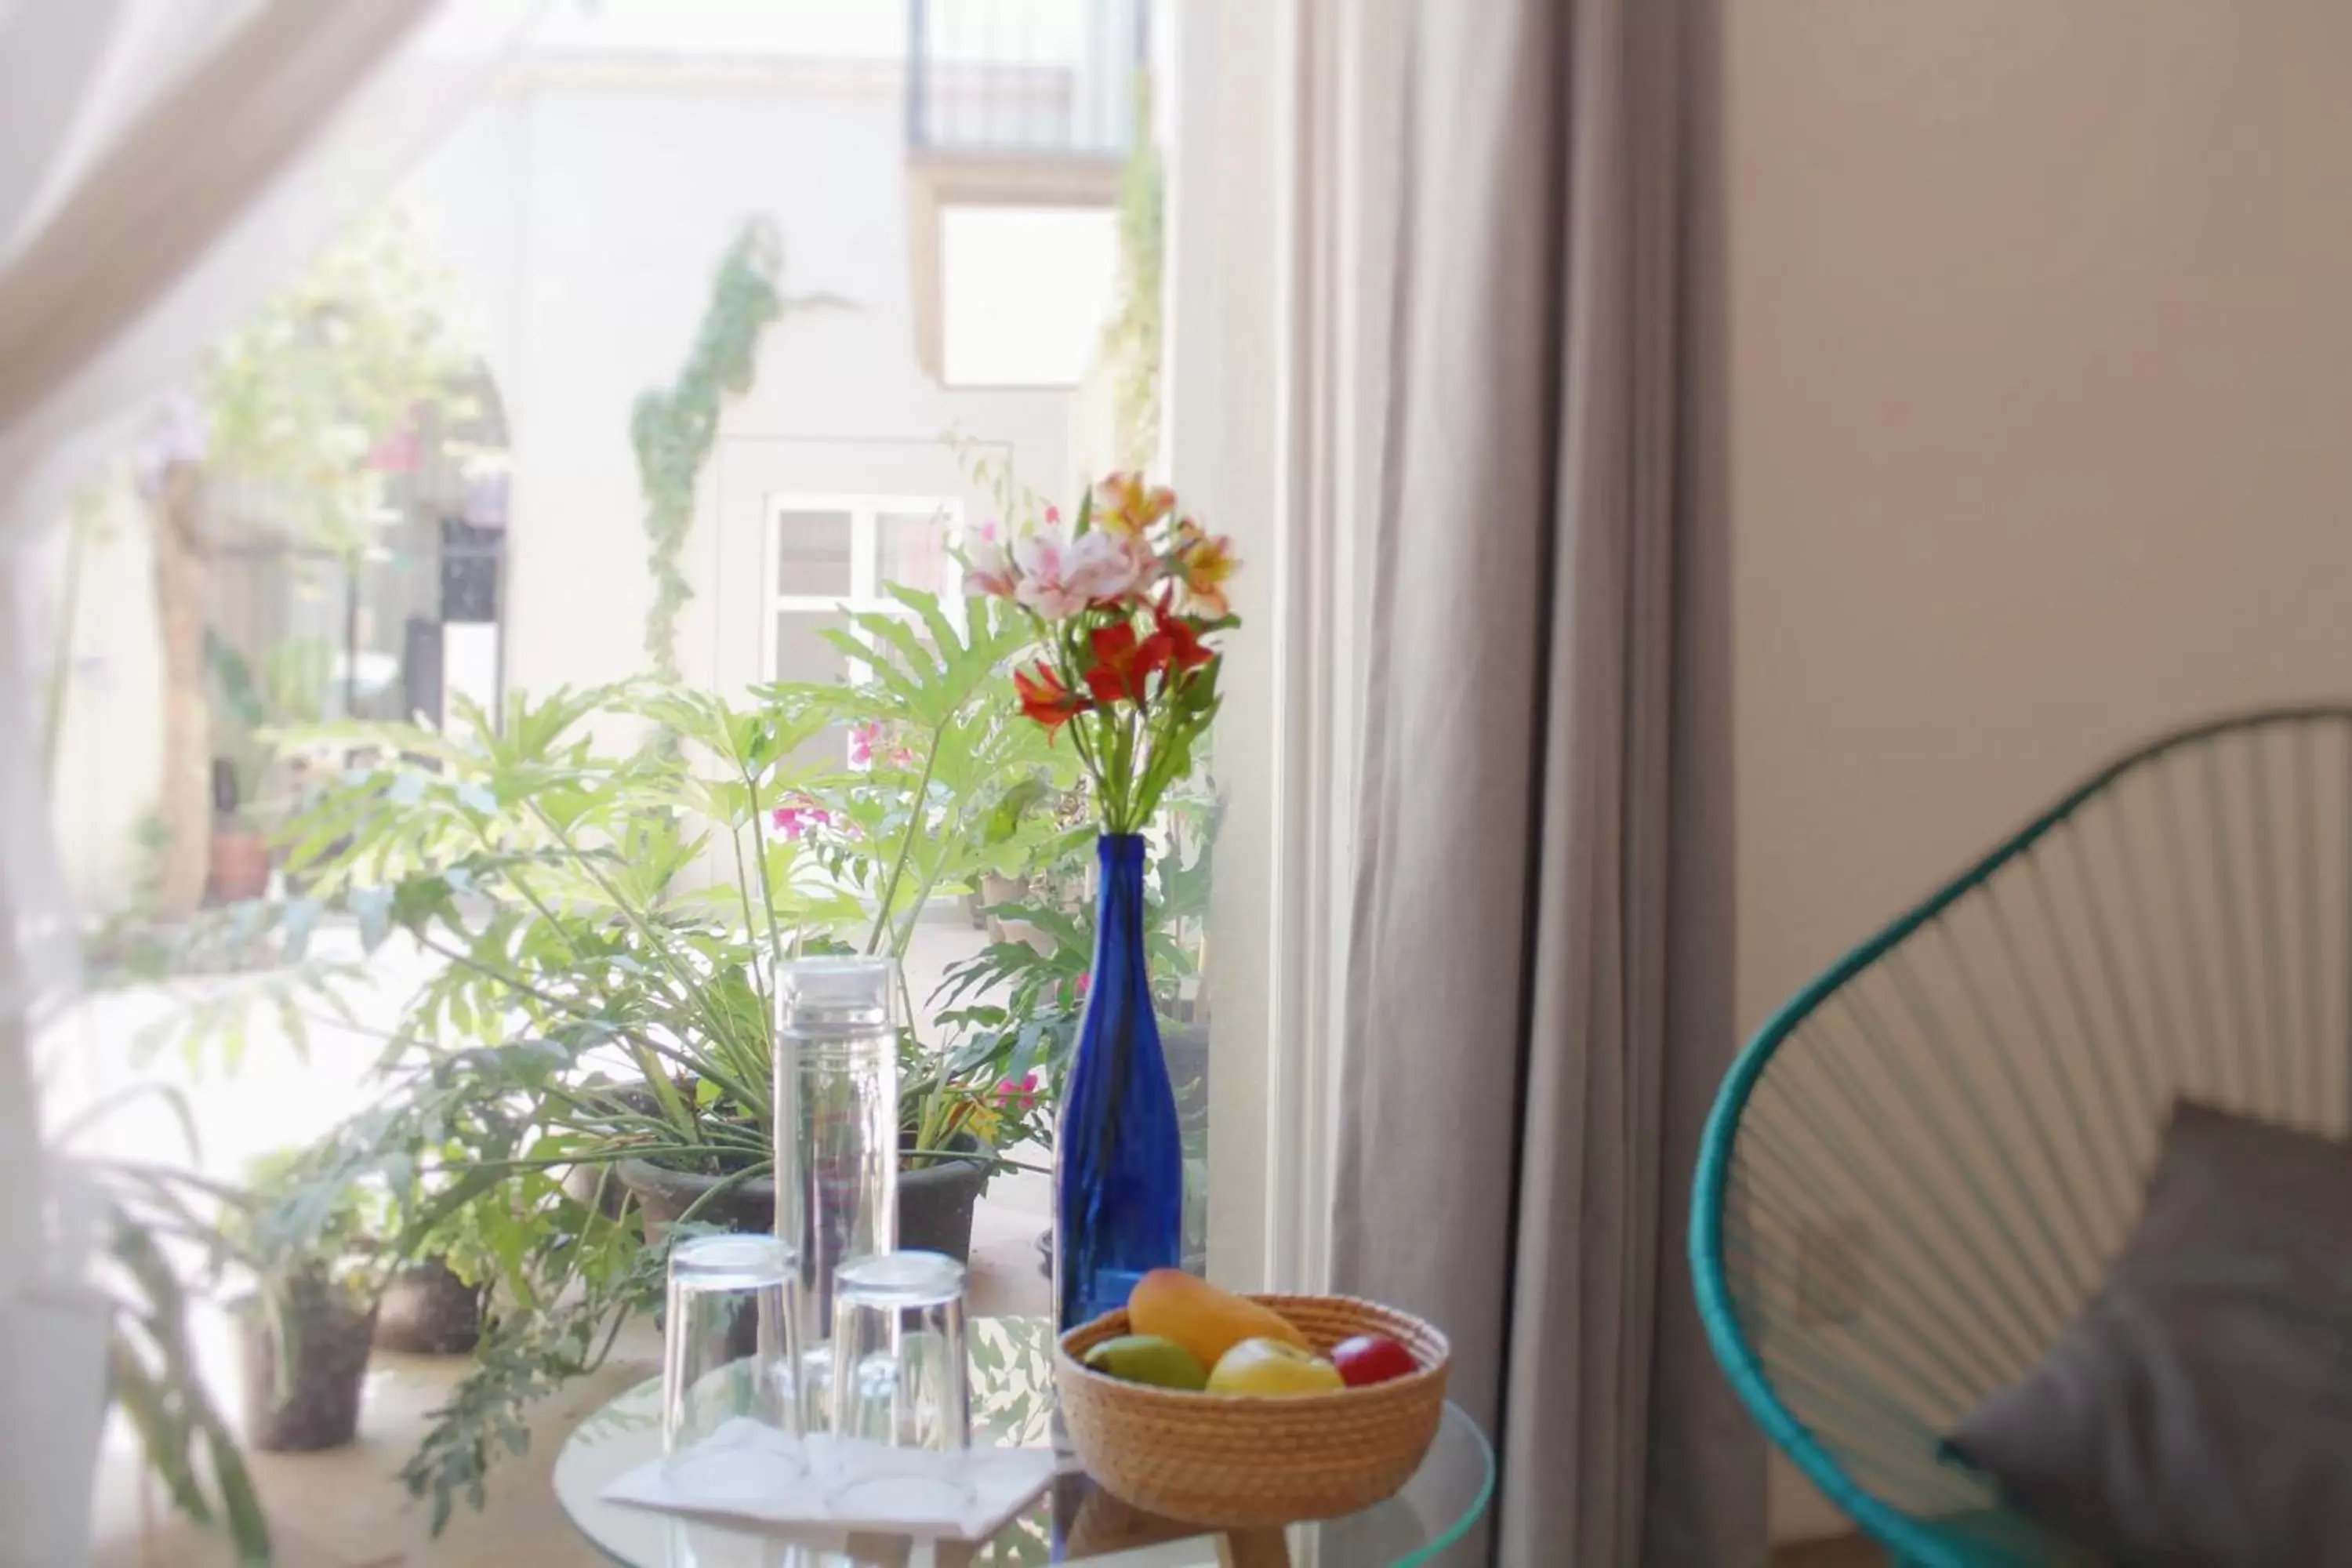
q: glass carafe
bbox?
[775,956,898,1427]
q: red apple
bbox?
[1330,1333,1417,1388]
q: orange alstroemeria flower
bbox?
[1082,621,1172,706]
[1091,471,1176,539]
[1014,662,1094,739]
[1173,517,1240,618]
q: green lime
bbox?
[1083,1333,1210,1391]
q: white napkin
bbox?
[601,1421,1065,1541]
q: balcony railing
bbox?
[906,0,1149,162]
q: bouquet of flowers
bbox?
[964,472,1241,834]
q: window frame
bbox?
[760,491,967,693]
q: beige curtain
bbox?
[1332,0,1762,1562]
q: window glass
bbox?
[877,509,953,597]
[773,608,851,687]
[776,509,855,597]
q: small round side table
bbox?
[554,1316,1492,1566]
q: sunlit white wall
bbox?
[401,45,1080,710]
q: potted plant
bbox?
[895,1025,1063,1257]
[204,633,334,908]
[372,1156,503,1356]
[226,1148,390,1453]
[374,1254,484,1356]
[205,757,272,905]
[161,583,1082,1526]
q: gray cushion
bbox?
[1946,1101,2352,1568]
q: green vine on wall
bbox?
[632,219,786,677]
[1100,79,1164,470]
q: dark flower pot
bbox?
[237,1273,376,1453]
[617,1131,993,1262]
[615,1159,775,1247]
[372,1256,483,1355]
[898,1131,993,1261]
[561,1159,633,1219]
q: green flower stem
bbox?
[865,728,942,955]
[737,757,788,1012]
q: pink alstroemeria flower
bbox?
[962,518,1018,600]
[1012,518,1090,619]
[1063,528,1152,606]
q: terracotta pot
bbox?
[206,827,270,905]
[372,1256,482,1355]
[237,1272,376,1453]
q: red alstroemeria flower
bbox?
[1082,620,1172,706]
[1152,604,1214,673]
[1014,662,1094,739]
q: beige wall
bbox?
[404,63,1073,713]
[1727,0,2352,1538]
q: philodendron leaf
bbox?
[350,887,393,953]
[983,777,1051,846]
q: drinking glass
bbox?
[661,1234,803,1501]
[775,956,900,1428]
[825,1250,971,1518]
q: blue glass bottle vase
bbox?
[1055,833,1185,1330]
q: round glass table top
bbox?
[554,1317,1493,1566]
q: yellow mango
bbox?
[1127,1269,1309,1370]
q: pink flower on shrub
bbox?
[996,1073,1041,1114]
[771,797,833,840]
[849,720,919,769]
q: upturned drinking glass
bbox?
[660,1233,802,1501]
[824,1250,971,1519]
[774,956,899,1428]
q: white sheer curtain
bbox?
[0,2,536,1557]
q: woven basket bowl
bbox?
[1054,1292,1450,1527]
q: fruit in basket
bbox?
[1127,1269,1310,1369]
[1330,1333,1417,1388]
[1205,1338,1346,1397]
[1083,1334,1210,1391]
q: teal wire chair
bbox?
[1691,707,2352,1566]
